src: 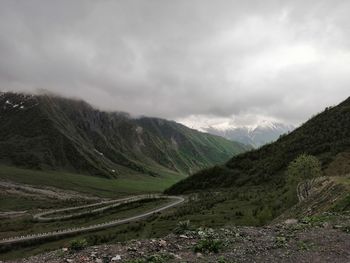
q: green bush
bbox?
[146,253,174,263]
[217,256,229,263]
[300,215,329,226]
[174,220,192,234]
[194,238,222,253]
[274,236,288,248]
[125,253,174,263]
[297,240,314,251]
[69,238,88,251]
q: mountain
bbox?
[0,92,249,178]
[203,121,295,148]
[166,96,350,194]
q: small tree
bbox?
[287,154,322,198]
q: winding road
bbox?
[34,195,156,222]
[0,195,184,246]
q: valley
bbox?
[0,94,349,262]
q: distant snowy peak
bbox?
[248,121,294,133]
[203,121,295,148]
[206,121,233,132]
[207,121,292,133]
[250,120,278,130]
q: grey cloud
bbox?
[0,0,349,126]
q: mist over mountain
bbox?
[203,121,295,147]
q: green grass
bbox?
[333,176,350,186]
[0,164,185,260]
[0,199,170,239]
[0,196,69,212]
[0,200,178,260]
[0,165,185,198]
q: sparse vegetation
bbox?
[297,240,315,251]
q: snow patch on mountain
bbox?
[1,93,38,111]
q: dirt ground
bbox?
[6,213,350,263]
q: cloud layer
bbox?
[0,0,349,126]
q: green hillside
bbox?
[0,92,249,178]
[167,97,350,194]
[164,97,350,225]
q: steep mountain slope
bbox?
[0,92,249,178]
[204,121,295,148]
[167,97,350,194]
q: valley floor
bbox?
[7,212,350,263]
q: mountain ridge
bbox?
[0,92,249,178]
[203,121,295,148]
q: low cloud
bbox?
[0,0,349,126]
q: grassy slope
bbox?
[163,97,350,228]
[0,165,185,200]
[135,117,251,176]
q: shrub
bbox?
[125,253,174,263]
[274,236,288,248]
[297,240,314,251]
[194,238,222,253]
[174,220,192,234]
[125,259,144,263]
[69,238,88,251]
[146,253,174,263]
[217,256,229,263]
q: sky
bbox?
[0,0,349,129]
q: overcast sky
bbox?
[0,1,349,128]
